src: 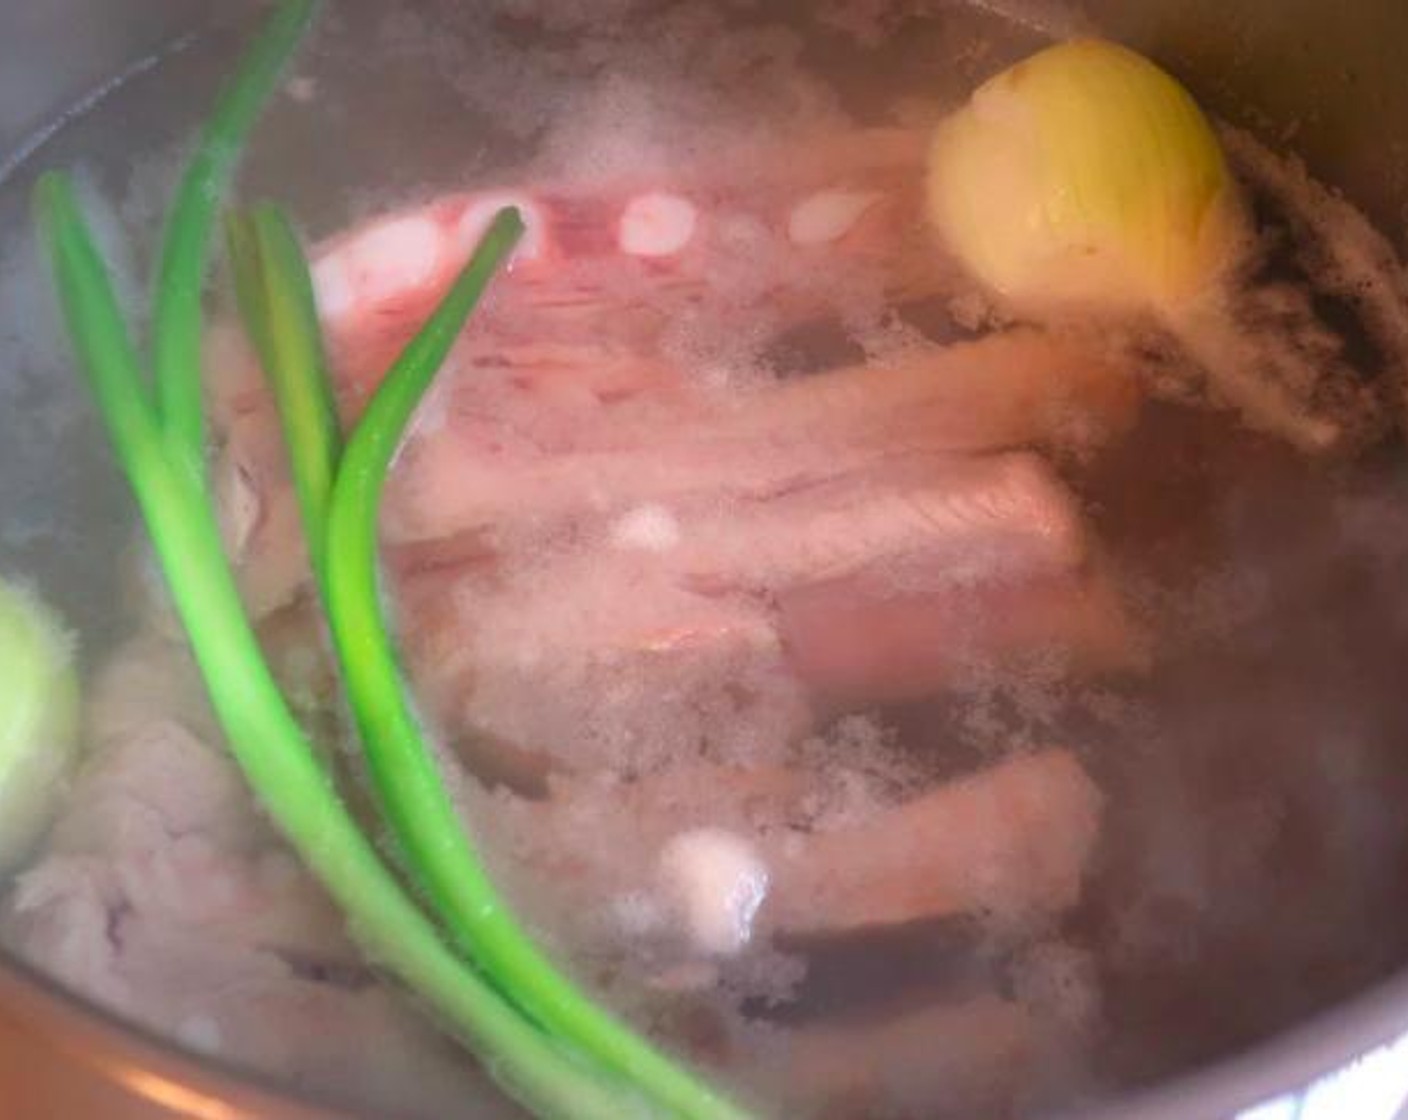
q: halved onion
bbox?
[0,579,79,872]
[926,37,1243,316]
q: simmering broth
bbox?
[5,3,1408,1118]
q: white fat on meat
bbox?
[312,214,445,321]
[658,828,770,956]
[610,502,683,552]
[786,189,882,245]
[618,192,698,257]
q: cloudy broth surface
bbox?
[4,3,1408,1118]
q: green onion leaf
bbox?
[37,168,642,1120]
[225,203,341,589]
[153,0,320,472]
[324,208,752,1120]
[40,2,762,1115]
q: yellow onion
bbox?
[926,37,1244,316]
[0,579,79,872]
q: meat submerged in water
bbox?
[216,322,1139,608]
[206,132,1146,773]
[765,747,1104,938]
[390,444,1141,778]
[208,126,1141,612]
[373,329,1140,548]
[209,127,937,419]
[780,559,1140,707]
[475,747,1102,948]
[0,636,495,1120]
[17,125,1132,1114]
[188,142,1153,954]
[197,133,1131,1044]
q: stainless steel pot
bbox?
[3,1,1408,1116]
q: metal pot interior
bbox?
[3,2,1408,1117]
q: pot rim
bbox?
[4,939,1408,1119]
[4,5,1408,1119]
[1075,966,1408,1119]
[0,949,352,1119]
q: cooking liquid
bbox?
[3,3,1408,1118]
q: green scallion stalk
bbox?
[45,3,760,1115]
[36,169,643,1120]
[322,208,750,1120]
[225,205,342,588]
[153,0,319,471]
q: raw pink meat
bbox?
[379,330,1138,547]
[9,128,1136,1115]
[764,747,1104,936]
[0,637,494,1120]
[207,126,1140,622]
[779,561,1143,706]
[467,747,1101,946]
[387,449,1137,775]
[203,128,1143,773]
